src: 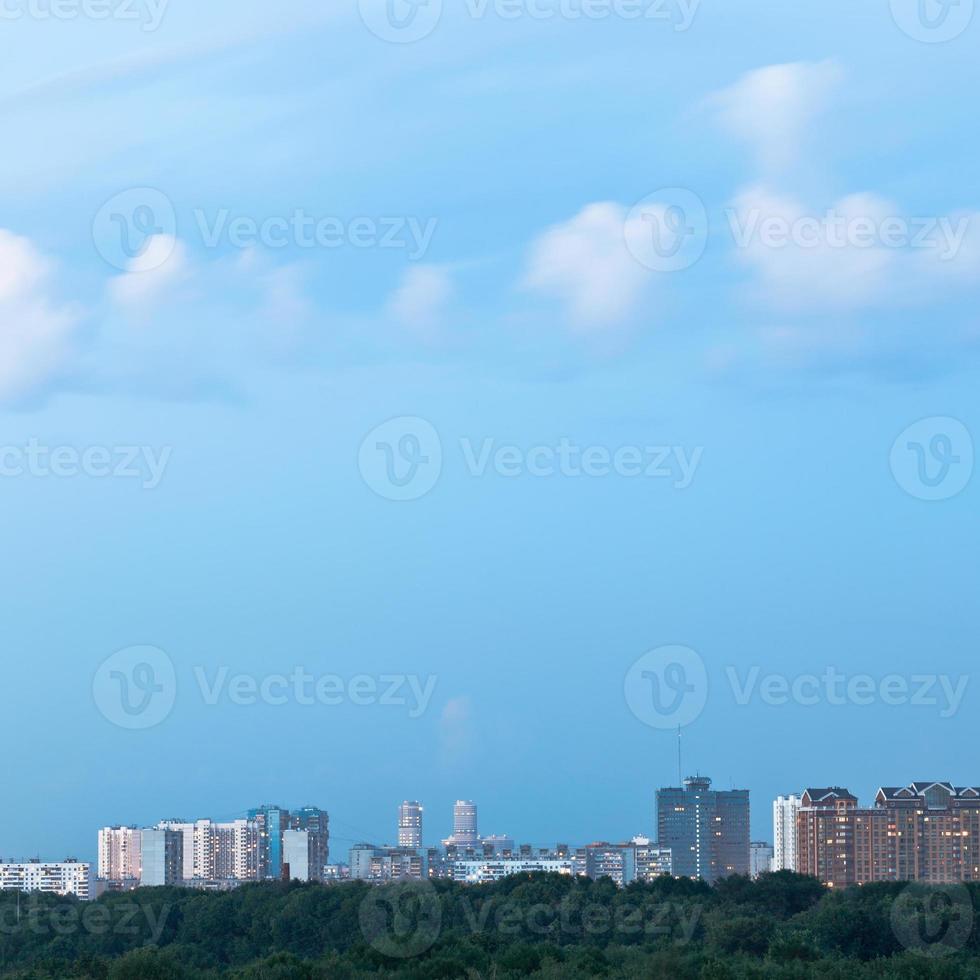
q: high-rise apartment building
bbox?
[154,819,258,882]
[657,776,750,883]
[749,842,773,879]
[140,829,184,886]
[398,802,423,849]
[290,807,329,881]
[798,782,980,887]
[772,795,802,872]
[248,805,291,880]
[156,821,197,881]
[97,827,142,885]
[283,830,314,881]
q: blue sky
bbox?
[2,0,979,861]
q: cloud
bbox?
[728,185,980,314]
[108,235,191,317]
[0,230,83,402]
[710,61,844,175]
[388,265,454,339]
[523,202,651,329]
[728,185,896,312]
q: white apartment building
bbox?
[155,819,259,882]
[453,858,574,884]
[772,795,802,871]
[97,827,142,883]
[0,862,94,900]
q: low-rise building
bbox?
[0,861,94,900]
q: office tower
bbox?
[444,800,479,847]
[799,782,980,887]
[749,842,773,879]
[656,776,750,883]
[248,805,291,880]
[398,801,423,849]
[772,795,802,872]
[141,829,184,886]
[0,861,93,900]
[97,827,142,885]
[291,807,329,881]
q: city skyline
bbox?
[2,0,977,869]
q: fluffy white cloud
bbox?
[108,235,190,316]
[0,230,83,401]
[711,61,843,175]
[388,265,454,338]
[523,202,651,329]
[728,185,895,311]
[728,185,980,313]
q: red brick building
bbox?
[797,782,980,886]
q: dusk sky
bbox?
[2,0,979,861]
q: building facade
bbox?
[0,861,93,900]
[772,795,801,872]
[454,858,574,884]
[141,829,184,886]
[398,802,423,849]
[248,805,291,880]
[749,842,773,879]
[291,807,329,881]
[799,782,980,887]
[97,827,142,886]
[657,776,750,883]
[444,801,479,848]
